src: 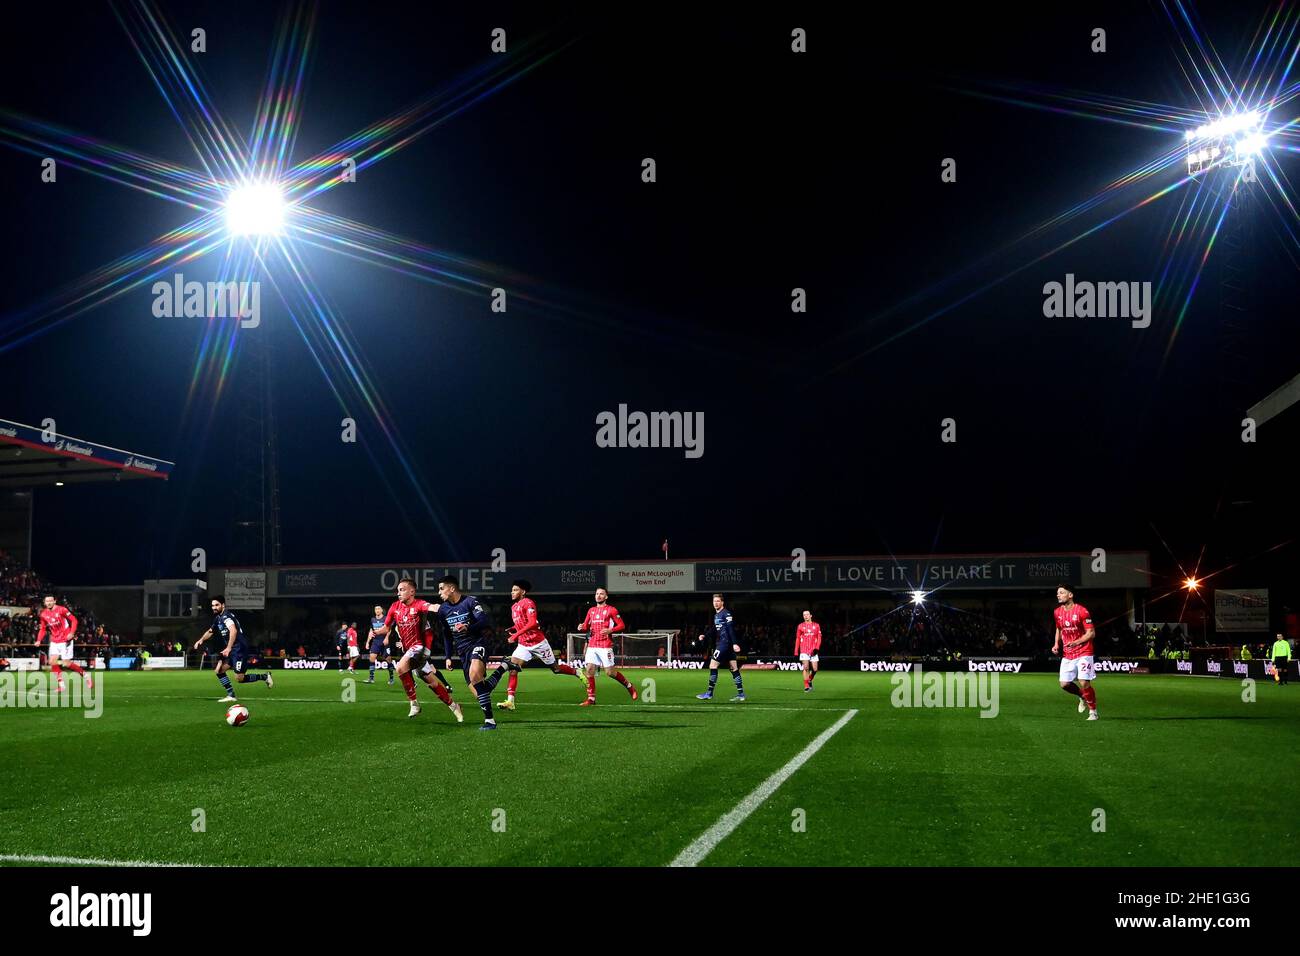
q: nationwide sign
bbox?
[243,552,1147,597]
[0,418,173,479]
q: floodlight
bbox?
[910,590,926,605]
[1185,111,1266,175]
[224,182,286,237]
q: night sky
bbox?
[1,2,1297,595]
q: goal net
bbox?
[566,630,681,665]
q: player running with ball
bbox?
[576,587,638,706]
[497,579,584,711]
[379,579,463,724]
[192,595,273,702]
[435,576,511,731]
[1052,585,1098,720]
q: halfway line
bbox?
[668,708,859,867]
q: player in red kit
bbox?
[36,595,91,692]
[795,610,822,692]
[378,578,463,724]
[346,622,360,673]
[576,587,638,706]
[497,579,584,711]
[1052,585,1098,720]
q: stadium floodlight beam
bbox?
[1184,577,1199,591]
[224,181,287,237]
[1185,110,1266,175]
[910,590,926,605]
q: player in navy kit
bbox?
[365,604,395,684]
[192,595,273,701]
[435,575,513,731]
[697,593,745,702]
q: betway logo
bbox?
[50,885,151,936]
[859,661,913,672]
[1176,660,1193,672]
[1207,660,1222,674]
[655,659,703,669]
[284,659,327,670]
[967,660,1023,673]
[1233,661,1249,675]
[1094,660,1140,673]
[755,659,803,671]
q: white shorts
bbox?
[799,652,818,662]
[348,646,360,659]
[585,647,615,669]
[48,642,72,661]
[400,645,430,667]
[511,639,556,666]
[1059,655,1096,682]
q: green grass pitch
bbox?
[1,669,1296,866]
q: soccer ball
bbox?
[225,704,250,727]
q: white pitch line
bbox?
[668,708,859,867]
[0,853,198,868]
[116,695,845,713]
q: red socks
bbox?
[400,671,417,702]
[554,664,577,676]
[607,669,632,689]
[52,664,63,681]
[63,660,85,676]
[1080,685,1097,710]
[507,672,518,696]
[428,680,452,706]
[586,674,596,699]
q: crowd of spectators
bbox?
[0,549,124,658]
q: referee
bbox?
[1269,633,1292,685]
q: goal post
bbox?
[566,630,681,666]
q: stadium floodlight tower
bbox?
[1184,110,1266,177]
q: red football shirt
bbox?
[38,605,78,643]
[510,597,544,647]
[346,627,358,648]
[581,604,624,649]
[385,598,438,652]
[1054,603,1094,660]
[795,621,822,655]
